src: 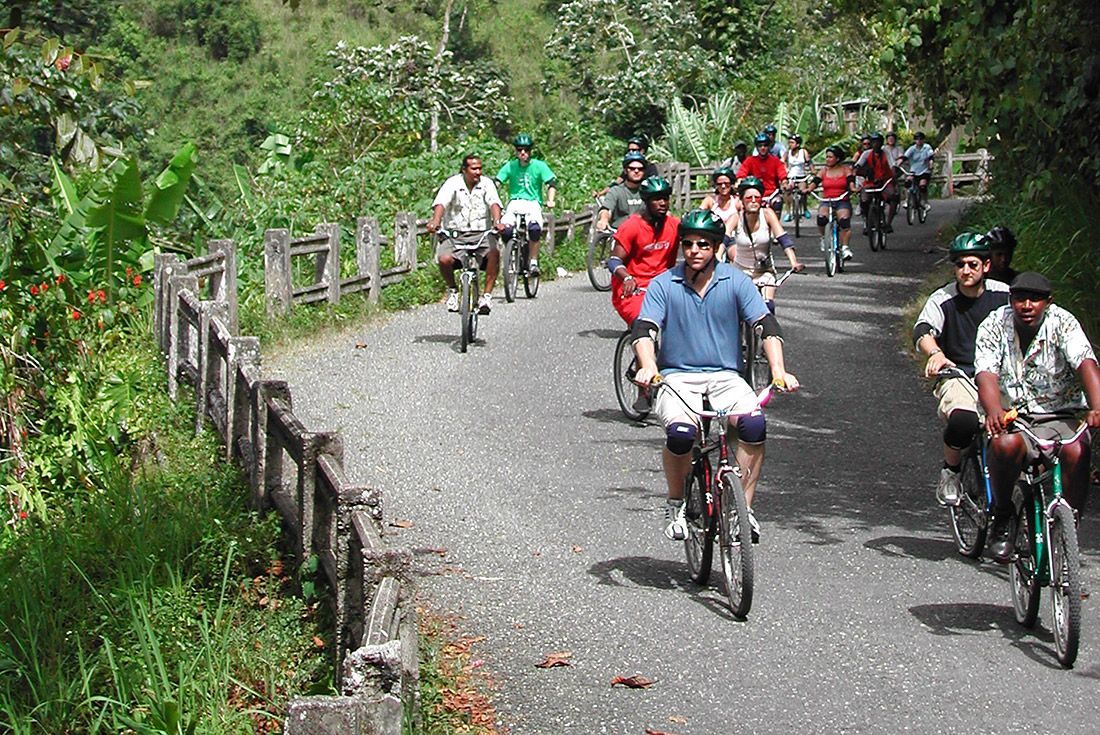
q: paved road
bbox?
[269,200,1100,734]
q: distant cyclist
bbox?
[631,208,800,542]
[737,133,788,218]
[496,133,557,277]
[912,232,1009,505]
[720,140,749,172]
[856,132,897,233]
[782,135,813,222]
[883,131,905,169]
[725,176,803,313]
[699,166,739,227]
[808,144,856,261]
[897,132,934,212]
[625,136,660,178]
[975,272,1100,563]
[426,154,505,314]
[985,225,1018,284]
[597,152,647,231]
[760,123,786,158]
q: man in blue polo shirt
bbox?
[632,209,800,543]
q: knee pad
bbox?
[666,422,697,455]
[764,299,775,315]
[838,218,851,231]
[943,410,979,450]
[736,411,767,444]
[528,222,542,241]
[817,215,828,227]
[501,225,515,241]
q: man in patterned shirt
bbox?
[974,271,1100,562]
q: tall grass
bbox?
[958,180,1100,341]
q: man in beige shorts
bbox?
[912,232,1009,505]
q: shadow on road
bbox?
[908,602,1065,670]
[864,534,960,562]
[576,328,622,340]
[412,333,486,353]
[587,555,743,621]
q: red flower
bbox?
[55,274,65,285]
[87,290,96,303]
[40,282,48,293]
[29,284,39,296]
[70,309,81,320]
[97,290,106,303]
[132,274,142,286]
[56,54,71,72]
[126,266,132,277]
[18,511,27,520]
[0,279,5,291]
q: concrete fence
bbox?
[153,244,418,735]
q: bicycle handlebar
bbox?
[650,374,780,418]
[1004,413,1090,452]
[810,192,849,204]
[861,178,894,194]
[439,228,496,249]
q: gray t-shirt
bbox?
[601,183,644,228]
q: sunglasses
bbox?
[680,239,715,251]
[516,147,531,152]
[953,260,984,271]
[742,194,762,201]
[625,165,645,172]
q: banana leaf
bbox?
[146,142,196,226]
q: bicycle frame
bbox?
[811,192,848,275]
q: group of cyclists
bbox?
[427,129,1099,565]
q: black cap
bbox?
[1010,271,1052,297]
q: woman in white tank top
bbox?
[700,167,740,226]
[783,135,814,221]
[727,177,804,310]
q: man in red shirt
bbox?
[737,133,788,217]
[607,176,680,326]
[856,132,898,232]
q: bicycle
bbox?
[613,301,653,422]
[898,166,929,225]
[586,202,615,292]
[652,376,779,618]
[1005,412,1089,667]
[501,212,539,302]
[933,368,993,558]
[741,269,796,393]
[810,192,848,278]
[787,176,811,238]
[862,178,893,252]
[440,228,495,353]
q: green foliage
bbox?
[147,0,263,62]
[650,91,752,167]
[841,0,1100,198]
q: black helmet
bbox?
[791,134,803,144]
[870,131,884,143]
[763,123,778,134]
[679,209,726,241]
[949,232,990,259]
[985,225,1017,252]
[622,151,647,169]
[639,175,672,200]
[825,144,846,160]
[914,131,926,140]
[627,135,647,149]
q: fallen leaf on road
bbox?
[644,729,677,735]
[611,675,655,688]
[532,550,541,557]
[512,622,525,629]
[668,715,687,724]
[535,651,573,668]
[389,519,414,528]
[354,342,367,349]
[571,544,583,553]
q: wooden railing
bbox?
[153,245,418,734]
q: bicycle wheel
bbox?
[918,192,928,223]
[587,230,612,292]
[459,273,473,353]
[718,472,754,618]
[502,239,519,303]
[1010,496,1041,628]
[793,192,802,238]
[684,459,715,584]
[866,202,880,251]
[877,206,888,251]
[949,448,988,558]
[522,241,540,298]
[824,223,838,277]
[1049,503,1082,667]
[613,331,648,421]
[747,325,769,393]
[906,189,917,225]
[469,275,480,342]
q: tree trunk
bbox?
[429,0,457,153]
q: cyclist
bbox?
[883,131,905,169]
[852,135,872,192]
[761,123,786,158]
[782,134,814,222]
[496,133,557,277]
[897,131,934,212]
[596,152,647,231]
[974,271,1100,563]
[606,176,680,328]
[856,132,897,233]
[726,176,804,314]
[699,167,739,226]
[426,154,505,314]
[808,144,856,261]
[985,225,1018,284]
[737,133,788,218]
[720,140,749,172]
[626,136,660,178]
[630,209,800,542]
[912,232,1009,505]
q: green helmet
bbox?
[679,209,726,241]
[513,133,533,148]
[711,166,735,183]
[950,232,990,259]
[639,175,672,200]
[738,175,764,195]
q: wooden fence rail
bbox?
[153,243,418,735]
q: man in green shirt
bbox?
[496,133,557,276]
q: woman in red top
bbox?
[810,145,856,261]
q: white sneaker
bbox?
[936,467,961,506]
[841,245,854,261]
[820,237,828,252]
[445,289,459,312]
[663,500,687,541]
[477,293,492,315]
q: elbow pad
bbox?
[912,322,935,347]
[607,256,625,277]
[776,233,794,250]
[846,175,856,186]
[631,318,659,344]
[757,313,783,341]
[723,234,735,247]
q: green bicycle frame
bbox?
[1027,456,1064,586]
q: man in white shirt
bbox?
[426,155,505,314]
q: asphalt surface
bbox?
[269,199,1100,734]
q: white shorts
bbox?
[654,371,759,428]
[501,199,545,228]
[934,376,979,421]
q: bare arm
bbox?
[1078,358,1100,428]
[977,371,1007,436]
[916,333,955,377]
[426,204,444,233]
